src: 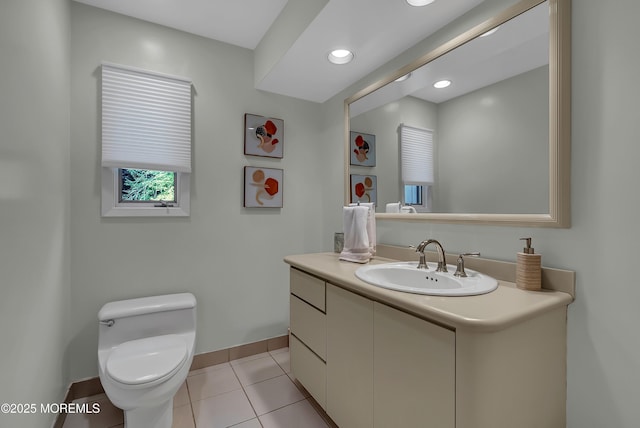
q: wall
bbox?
[69,3,325,380]
[437,66,548,213]
[0,0,71,427]
[321,0,640,427]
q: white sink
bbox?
[355,261,498,296]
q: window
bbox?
[119,169,176,203]
[100,63,192,217]
[404,184,424,206]
[399,124,434,212]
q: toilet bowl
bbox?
[98,293,196,428]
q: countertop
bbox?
[284,252,573,332]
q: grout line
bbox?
[184,380,197,428]
[229,355,260,426]
[230,353,308,425]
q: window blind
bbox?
[101,63,192,173]
[399,124,434,185]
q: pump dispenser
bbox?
[516,237,541,290]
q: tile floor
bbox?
[62,348,333,428]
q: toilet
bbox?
[98,293,196,428]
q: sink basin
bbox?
[355,261,498,296]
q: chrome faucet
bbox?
[414,239,448,272]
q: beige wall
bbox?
[0,0,70,427]
[323,0,640,427]
[69,3,325,380]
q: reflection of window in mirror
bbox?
[400,125,433,212]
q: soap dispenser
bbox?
[516,237,541,290]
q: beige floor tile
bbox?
[172,403,195,428]
[174,381,190,407]
[189,361,233,378]
[63,394,123,428]
[229,351,271,366]
[187,363,242,401]
[244,374,305,416]
[270,349,290,374]
[232,354,285,387]
[259,400,329,428]
[229,418,262,428]
[268,347,289,355]
[191,389,256,428]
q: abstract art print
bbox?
[350,131,376,167]
[244,166,283,208]
[244,114,284,158]
[350,174,377,205]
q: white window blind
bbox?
[101,63,192,173]
[399,124,434,185]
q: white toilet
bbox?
[98,293,196,428]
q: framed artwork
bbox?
[244,166,283,208]
[350,174,377,205]
[350,131,376,167]
[244,113,284,158]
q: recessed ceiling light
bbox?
[395,73,412,82]
[328,49,354,65]
[433,80,451,89]
[406,0,436,6]
[480,26,500,37]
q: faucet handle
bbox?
[454,252,480,277]
[409,244,429,269]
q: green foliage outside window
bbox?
[120,169,176,202]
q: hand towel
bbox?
[339,206,372,263]
[350,202,376,256]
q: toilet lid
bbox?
[106,334,187,386]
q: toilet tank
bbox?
[98,293,196,350]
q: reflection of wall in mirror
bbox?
[436,65,549,214]
[350,65,549,215]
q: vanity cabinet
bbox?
[373,302,455,428]
[326,284,373,428]
[289,268,327,409]
[288,258,570,428]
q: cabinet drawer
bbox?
[290,268,325,311]
[290,294,326,360]
[290,334,327,410]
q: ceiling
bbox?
[72,0,486,103]
[349,0,549,117]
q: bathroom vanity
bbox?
[285,250,574,428]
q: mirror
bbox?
[344,0,570,227]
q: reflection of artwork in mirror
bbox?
[350,131,376,167]
[350,174,377,205]
[244,114,284,158]
[244,166,283,208]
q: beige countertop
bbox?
[284,252,573,332]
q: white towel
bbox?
[350,202,376,256]
[339,206,371,263]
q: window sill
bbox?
[101,205,189,217]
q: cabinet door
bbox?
[326,284,374,428]
[374,302,455,428]
[290,334,326,410]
